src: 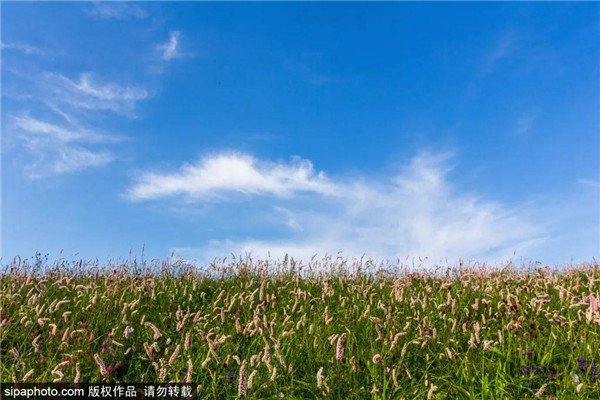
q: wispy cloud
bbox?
[578,178,600,189]
[6,69,148,177]
[10,114,125,178]
[483,30,516,71]
[514,113,537,137]
[285,61,336,85]
[84,2,148,20]
[462,29,518,105]
[127,152,335,201]
[13,115,122,143]
[130,150,546,264]
[157,31,183,61]
[23,144,113,179]
[1,41,45,55]
[41,72,149,117]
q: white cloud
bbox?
[11,115,124,178]
[1,41,44,55]
[157,31,181,61]
[285,61,336,85]
[127,152,336,201]
[5,71,147,177]
[12,115,120,143]
[85,2,148,20]
[130,150,546,265]
[515,113,537,137]
[21,138,113,179]
[579,179,600,189]
[42,72,149,117]
[48,146,112,175]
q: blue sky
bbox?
[2,2,598,266]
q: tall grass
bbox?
[1,254,599,399]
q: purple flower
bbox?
[523,349,534,358]
[572,374,580,383]
[378,382,383,388]
[386,367,391,373]
[521,365,531,376]
[579,357,586,372]
[533,367,542,376]
[228,371,234,382]
[183,366,188,373]
[591,363,599,378]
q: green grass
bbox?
[1,256,599,399]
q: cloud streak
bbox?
[129,150,546,264]
[85,2,148,20]
[128,152,336,201]
[1,41,44,55]
[6,69,149,177]
[41,72,149,117]
[157,31,182,61]
[10,115,125,178]
[13,115,123,143]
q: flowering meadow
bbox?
[1,255,600,399]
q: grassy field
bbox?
[1,255,599,399]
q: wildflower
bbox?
[426,385,437,400]
[106,366,113,374]
[184,331,190,351]
[168,344,181,366]
[74,363,81,383]
[228,371,235,382]
[521,365,531,376]
[144,322,162,340]
[533,367,542,376]
[336,333,346,362]
[534,383,547,398]
[579,356,586,372]
[124,326,134,339]
[93,354,107,376]
[83,322,88,328]
[316,367,324,388]
[186,358,193,384]
[247,370,257,389]
[22,369,35,382]
[349,356,356,372]
[523,348,534,358]
[591,363,599,378]
[372,354,381,364]
[238,361,247,397]
[572,374,580,383]
[386,367,391,373]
